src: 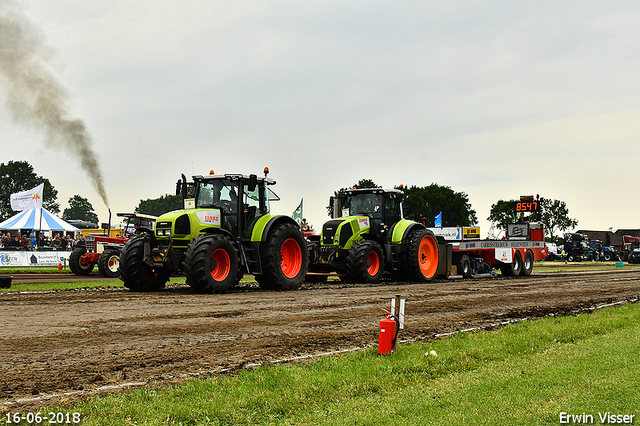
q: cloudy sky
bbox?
[1,0,639,235]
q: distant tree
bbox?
[487,200,518,232]
[402,184,477,227]
[62,195,98,223]
[326,179,380,217]
[540,198,578,238]
[0,160,59,220]
[136,194,182,217]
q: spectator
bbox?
[60,235,69,250]
[20,234,28,249]
[29,233,36,249]
[74,235,86,249]
[51,234,61,249]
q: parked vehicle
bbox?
[588,239,619,261]
[68,212,157,277]
[619,235,640,263]
[563,233,589,262]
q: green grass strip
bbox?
[14,301,636,426]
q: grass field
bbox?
[3,296,638,425]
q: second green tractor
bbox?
[307,188,444,283]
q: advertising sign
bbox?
[0,250,72,267]
[428,227,462,241]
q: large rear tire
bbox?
[98,248,121,278]
[258,223,309,290]
[346,240,384,283]
[500,250,522,277]
[119,235,169,291]
[69,247,94,275]
[404,229,439,282]
[183,234,238,294]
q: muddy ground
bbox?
[1,268,639,409]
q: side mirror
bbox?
[248,174,258,192]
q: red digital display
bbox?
[514,201,539,212]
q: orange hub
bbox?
[209,248,231,281]
[280,238,302,279]
[367,250,380,276]
[418,235,438,278]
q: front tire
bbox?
[346,240,384,283]
[404,229,439,282]
[119,235,169,291]
[98,249,121,278]
[69,247,94,276]
[258,223,309,290]
[183,234,239,294]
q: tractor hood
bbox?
[321,216,371,249]
[155,208,223,241]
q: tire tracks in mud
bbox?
[1,269,640,408]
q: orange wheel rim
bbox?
[367,250,380,276]
[280,238,302,279]
[418,235,438,278]
[210,248,231,281]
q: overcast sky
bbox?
[1,0,639,235]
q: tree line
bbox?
[1,161,577,240]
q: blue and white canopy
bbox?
[0,208,80,232]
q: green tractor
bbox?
[119,168,309,293]
[307,188,444,283]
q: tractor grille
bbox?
[322,220,343,245]
[85,235,95,253]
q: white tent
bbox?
[0,208,80,233]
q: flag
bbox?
[10,183,44,211]
[434,212,442,227]
[292,198,303,227]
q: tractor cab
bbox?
[320,188,404,253]
[331,188,403,239]
[176,168,279,239]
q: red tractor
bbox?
[69,212,157,278]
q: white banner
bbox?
[10,183,44,212]
[0,250,71,267]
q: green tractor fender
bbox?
[390,219,425,245]
[250,214,300,242]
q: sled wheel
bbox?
[500,250,522,277]
[521,250,534,276]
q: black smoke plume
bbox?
[0,0,108,207]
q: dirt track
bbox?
[1,268,640,408]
